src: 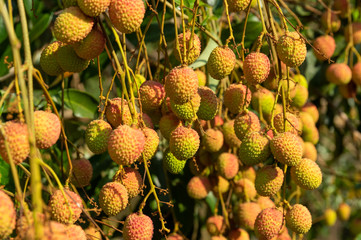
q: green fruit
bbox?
[254,208,283,240]
[224,84,252,114]
[174,31,201,65]
[164,149,186,174]
[222,120,242,148]
[203,129,224,153]
[70,158,93,187]
[49,189,83,224]
[293,74,308,88]
[286,204,312,234]
[99,182,128,216]
[291,158,322,190]
[0,190,15,239]
[139,80,165,111]
[291,84,309,108]
[109,0,145,34]
[197,87,219,120]
[77,0,110,17]
[85,119,112,154]
[170,93,201,120]
[236,202,261,230]
[73,28,106,60]
[276,31,307,68]
[255,165,284,197]
[113,167,142,198]
[238,132,270,166]
[207,215,225,236]
[56,44,90,73]
[244,52,270,85]
[169,126,200,160]
[53,6,94,44]
[187,176,211,199]
[159,113,181,140]
[34,110,61,149]
[251,87,275,118]
[270,132,303,166]
[40,41,64,76]
[217,153,239,179]
[234,111,261,140]
[326,63,352,85]
[207,46,236,80]
[195,70,207,86]
[105,98,133,127]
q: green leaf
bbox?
[0,160,10,186]
[60,89,99,118]
[29,13,53,43]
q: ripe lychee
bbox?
[303,142,317,161]
[207,46,236,80]
[224,84,252,114]
[302,102,319,123]
[276,32,307,68]
[238,132,271,166]
[170,93,201,121]
[56,44,90,73]
[234,111,261,140]
[326,63,352,85]
[170,126,200,160]
[345,22,361,45]
[159,113,181,140]
[123,213,154,240]
[164,149,186,174]
[197,87,219,120]
[49,189,83,224]
[207,215,225,236]
[352,62,361,86]
[73,28,106,60]
[109,0,145,34]
[222,120,242,148]
[254,208,284,240]
[285,204,312,234]
[0,190,16,239]
[85,119,112,154]
[257,196,276,210]
[140,80,165,112]
[313,35,336,61]
[255,165,284,197]
[140,127,159,161]
[174,31,201,65]
[113,167,142,198]
[227,0,251,12]
[244,52,270,85]
[77,0,110,17]
[234,178,257,200]
[290,158,322,190]
[202,129,224,153]
[40,41,64,76]
[70,158,93,187]
[34,110,61,149]
[99,182,128,216]
[187,176,211,199]
[105,98,132,127]
[217,152,239,179]
[273,112,302,135]
[236,202,261,230]
[66,224,87,239]
[270,132,303,166]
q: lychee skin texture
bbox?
[49,189,83,224]
[123,214,154,240]
[56,44,90,73]
[187,176,211,199]
[203,129,224,153]
[234,178,257,200]
[255,208,284,240]
[99,182,128,216]
[244,52,270,85]
[352,62,361,86]
[77,0,110,17]
[228,228,250,240]
[222,120,242,148]
[276,32,307,68]
[273,112,302,135]
[113,167,142,198]
[251,87,275,118]
[217,153,239,180]
[66,224,87,240]
[71,158,93,187]
[0,190,16,239]
[228,0,251,12]
[313,35,336,61]
[286,204,312,234]
[257,196,276,210]
[236,202,261,230]
[255,165,284,197]
[207,46,236,80]
[85,119,112,154]
[159,113,181,140]
[224,84,252,114]
[326,63,352,85]
[270,132,303,167]
[109,0,145,34]
[170,126,200,160]
[34,110,61,149]
[140,127,159,161]
[0,121,30,165]
[174,31,202,65]
[73,28,106,60]
[107,125,145,165]
[234,111,261,141]
[165,66,199,104]
[40,41,64,76]
[197,87,219,120]
[238,132,270,166]
[170,93,201,121]
[53,7,94,44]
[337,203,351,221]
[105,98,132,127]
[164,150,186,174]
[290,158,322,190]
[207,215,225,236]
[140,80,165,112]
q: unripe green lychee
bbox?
[187,176,211,199]
[197,87,219,120]
[49,189,83,224]
[224,84,252,114]
[34,110,61,149]
[321,11,341,32]
[53,7,94,44]
[0,190,15,239]
[228,228,250,240]
[291,158,322,190]
[293,74,308,88]
[139,80,165,112]
[303,142,317,161]
[276,32,307,68]
[273,112,302,135]
[313,35,336,61]
[324,208,337,226]
[285,204,312,234]
[257,196,276,210]
[77,0,110,17]
[123,213,154,240]
[170,93,201,121]
[291,85,309,108]
[107,125,145,165]
[0,121,30,165]
[170,126,200,160]
[109,0,145,34]
[236,202,261,230]
[352,62,361,86]
[300,111,315,135]
[165,66,199,104]
[113,167,142,198]
[56,44,90,72]
[251,87,275,118]
[280,79,297,98]
[140,127,159,161]
[70,158,93,187]
[326,63,352,85]
[337,203,351,221]
[159,113,181,140]
[227,0,251,12]
[270,132,303,166]
[85,119,112,154]
[105,98,132,127]
[255,165,284,197]
[345,22,361,45]
[254,208,284,240]
[217,152,239,179]
[195,70,206,86]
[40,41,64,76]
[207,215,225,236]
[164,149,186,174]
[234,111,261,140]
[234,178,257,200]
[207,46,236,80]
[222,120,242,148]
[302,125,319,145]
[73,28,105,60]
[238,132,271,166]
[174,31,201,65]
[99,182,128,216]
[302,102,319,123]
[244,52,270,85]
[203,129,224,153]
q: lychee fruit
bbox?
[207,46,236,80]
[270,132,303,166]
[337,203,351,221]
[303,142,317,161]
[273,112,302,135]
[34,110,61,149]
[352,61,361,86]
[109,0,145,34]
[291,84,309,108]
[77,0,110,17]
[99,182,128,216]
[159,113,181,140]
[85,119,112,154]
[187,176,211,199]
[73,28,106,60]
[207,215,225,236]
[0,190,16,239]
[170,93,201,121]
[212,176,230,194]
[236,202,261,230]
[169,126,200,160]
[313,35,336,61]
[105,98,133,127]
[251,87,275,118]
[164,149,186,174]
[113,167,142,198]
[202,128,224,153]
[167,233,184,240]
[40,41,64,76]
[276,31,307,68]
[255,165,284,197]
[174,31,201,65]
[66,224,87,239]
[290,158,322,190]
[234,178,257,200]
[244,52,270,85]
[217,152,239,179]
[140,128,159,161]
[107,125,145,165]
[238,132,270,166]
[254,208,284,240]
[224,84,252,114]
[345,22,361,45]
[195,70,206,86]
[228,228,250,240]
[140,80,165,112]
[326,63,352,85]
[234,111,261,141]
[70,158,93,187]
[302,102,319,123]
[197,87,219,120]
[227,0,251,12]
[285,204,312,234]
[237,166,256,182]
[49,189,83,224]
[123,213,154,240]
[222,120,242,148]
[257,196,276,210]
[324,208,337,226]
[53,6,94,44]
[56,44,90,72]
